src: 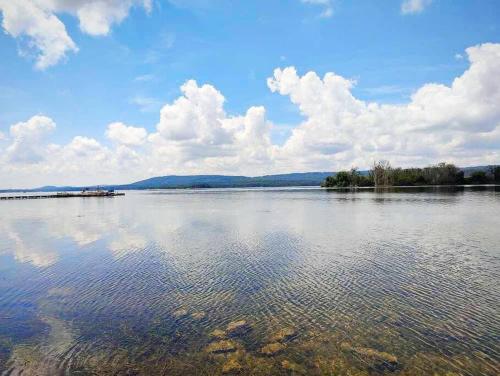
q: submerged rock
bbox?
[340,342,353,352]
[259,342,285,356]
[172,308,188,318]
[271,327,297,342]
[281,359,306,374]
[210,329,227,339]
[206,340,237,354]
[222,358,243,374]
[341,342,398,371]
[191,311,206,320]
[355,347,397,364]
[226,320,251,336]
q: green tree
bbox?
[322,167,374,187]
[322,176,337,187]
[469,171,489,184]
[334,171,352,187]
[489,166,500,184]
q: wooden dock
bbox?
[0,192,125,200]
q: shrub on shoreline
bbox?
[322,162,499,188]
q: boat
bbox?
[80,187,121,196]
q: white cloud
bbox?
[0,0,150,69]
[9,115,56,138]
[267,43,500,170]
[106,122,147,146]
[1,43,499,187]
[67,0,148,36]
[401,0,432,15]
[148,80,273,172]
[301,0,333,18]
[5,115,56,164]
[64,136,105,157]
[0,0,78,69]
[156,80,230,143]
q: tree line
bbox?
[322,162,500,188]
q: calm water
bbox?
[0,187,499,375]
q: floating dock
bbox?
[0,192,125,200]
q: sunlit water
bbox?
[0,187,499,375]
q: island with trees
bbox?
[321,162,500,188]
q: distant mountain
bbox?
[1,172,335,192]
[461,165,494,177]
[1,165,496,193]
[121,172,336,189]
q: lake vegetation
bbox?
[322,162,500,188]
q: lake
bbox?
[0,187,499,375]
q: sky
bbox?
[0,0,499,188]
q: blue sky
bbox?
[0,0,499,187]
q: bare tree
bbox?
[372,160,392,186]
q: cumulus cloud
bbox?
[65,0,152,36]
[63,136,105,157]
[267,43,500,170]
[149,79,273,172]
[0,0,78,70]
[5,115,56,164]
[1,43,499,187]
[106,122,147,146]
[0,0,150,69]
[401,0,432,15]
[156,80,230,143]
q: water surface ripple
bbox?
[0,187,499,375]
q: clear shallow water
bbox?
[0,187,499,375]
